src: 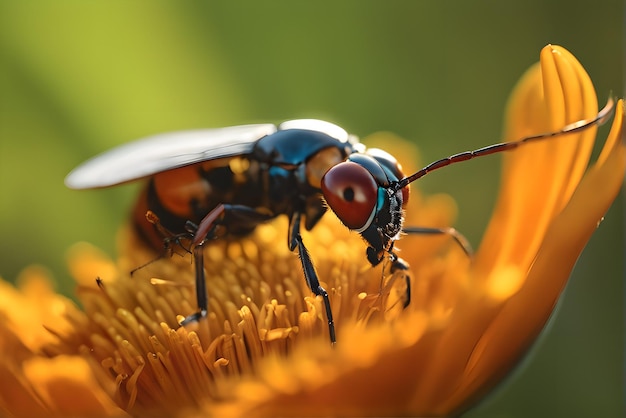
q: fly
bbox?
[65,98,615,345]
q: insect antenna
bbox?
[394,96,615,191]
[130,254,166,276]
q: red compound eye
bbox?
[401,184,410,207]
[321,162,378,230]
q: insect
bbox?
[65,98,614,345]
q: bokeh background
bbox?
[0,1,623,417]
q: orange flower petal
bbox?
[22,355,129,418]
[475,45,599,277]
[0,267,76,351]
[0,272,129,418]
[441,99,624,414]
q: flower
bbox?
[0,45,623,418]
[0,266,129,417]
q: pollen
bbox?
[44,210,447,416]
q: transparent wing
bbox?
[278,119,350,142]
[65,123,277,189]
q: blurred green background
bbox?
[0,1,622,417]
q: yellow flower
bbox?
[0,44,623,418]
[0,267,129,417]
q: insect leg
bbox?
[131,210,194,276]
[180,244,208,326]
[403,226,474,257]
[289,212,337,345]
[181,204,275,326]
[389,256,411,308]
[393,226,473,309]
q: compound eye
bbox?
[401,184,410,207]
[321,162,378,230]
